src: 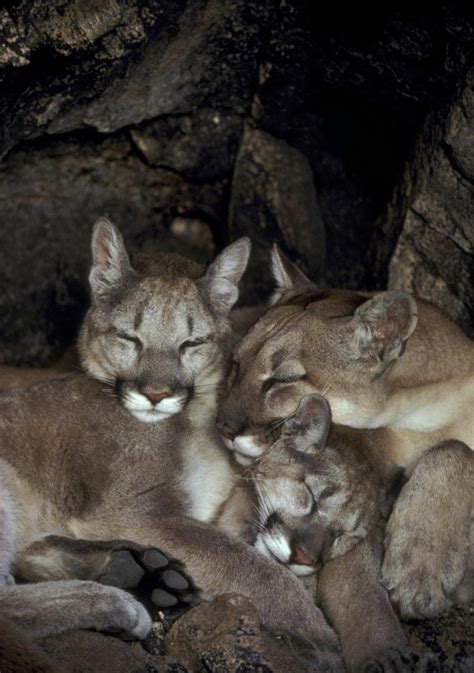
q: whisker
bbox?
[320,383,331,397]
[101,387,118,398]
[253,479,274,525]
[250,516,265,532]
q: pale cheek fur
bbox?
[255,533,315,576]
[255,532,292,564]
[124,391,185,423]
[233,436,265,457]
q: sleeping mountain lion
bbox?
[0,220,341,671]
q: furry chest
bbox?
[180,433,236,523]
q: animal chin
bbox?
[289,562,317,577]
[288,547,317,576]
[129,408,176,423]
[234,451,253,466]
[220,436,258,466]
[233,436,265,458]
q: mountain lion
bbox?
[217,245,473,620]
[0,220,341,671]
[250,393,439,672]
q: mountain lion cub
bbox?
[250,393,438,672]
[0,220,340,670]
[218,245,473,620]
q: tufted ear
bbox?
[351,291,418,364]
[89,218,133,298]
[270,245,313,305]
[286,394,332,453]
[202,238,251,315]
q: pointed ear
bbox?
[89,218,133,298]
[202,238,251,315]
[324,532,363,562]
[270,245,313,305]
[286,394,331,453]
[351,291,418,363]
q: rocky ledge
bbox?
[37,594,473,672]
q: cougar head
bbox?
[253,394,369,575]
[217,245,417,462]
[79,218,250,422]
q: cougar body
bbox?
[217,246,473,620]
[0,478,152,673]
[0,366,70,391]
[0,221,340,669]
[251,394,435,672]
[218,249,473,470]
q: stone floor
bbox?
[37,595,473,673]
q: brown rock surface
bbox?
[165,593,314,673]
[387,69,474,335]
[1,6,473,364]
[404,606,474,672]
[229,125,325,303]
[33,598,473,673]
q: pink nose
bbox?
[220,423,237,441]
[141,389,170,404]
[291,547,314,566]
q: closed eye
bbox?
[262,374,304,393]
[180,337,208,350]
[226,359,239,389]
[304,482,318,515]
[117,331,142,347]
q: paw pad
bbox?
[97,543,199,610]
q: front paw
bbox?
[104,586,153,639]
[97,543,201,610]
[359,646,440,673]
[382,530,464,619]
[382,506,469,620]
[0,572,14,586]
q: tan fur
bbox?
[0,618,65,673]
[248,394,421,671]
[0,221,341,670]
[0,366,70,391]
[218,247,473,620]
[0,478,153,655]
[218,288,473,468]
[382,440,474,618]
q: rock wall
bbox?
[0,2,473,364]
[387,70,474,334]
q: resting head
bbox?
[217,244,418,461]
[252,394,379,575]
[79,217,250,422]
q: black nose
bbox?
[218,423,237,441]
[141,388,171,404]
